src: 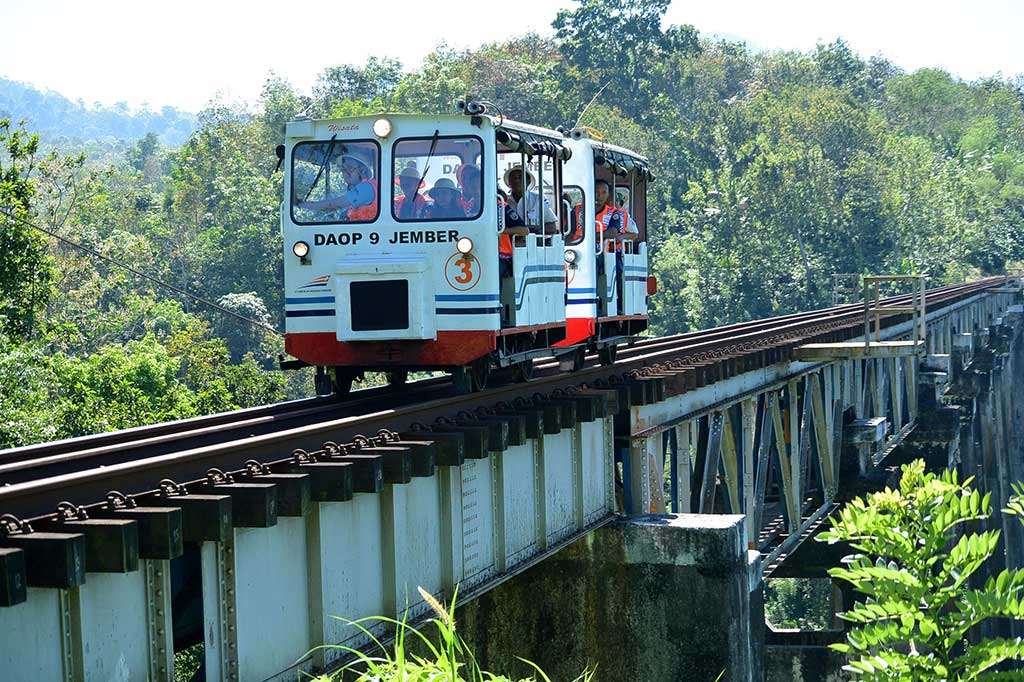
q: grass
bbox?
[307,586,595,682]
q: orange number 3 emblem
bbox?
[454,257,474,284]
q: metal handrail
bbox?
[862,275,928,350]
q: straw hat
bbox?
[503,164,535,189]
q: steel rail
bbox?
[0,277,1006,521]
[0,376,449,466]
[0,278,976,471]
[0,381,457,484]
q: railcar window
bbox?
[392,136,483,222]
[563,186,585,246]
[622,176,647,238]
[613,187,631,212]
[291,140,381,225]
[497,153,560,229]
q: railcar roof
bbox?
[489,117,564,144]
[288,113,649,170]
[590,139,648,164]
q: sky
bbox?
[1,0,1022,113]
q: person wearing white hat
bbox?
[504,164,556,232]
[423,178,466,220]
[394,164,429,220]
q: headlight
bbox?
[456,237,473,254]
[372,118,392,138]
[564,249,578,264]
[293,241,310,258]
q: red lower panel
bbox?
[556,317,596,347]
[285,331,497,368]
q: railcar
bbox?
[278,104,655,393]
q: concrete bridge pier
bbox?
[459,514,763,682]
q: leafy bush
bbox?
[820,460,1024,680]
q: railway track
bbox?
[0,277,1006,523]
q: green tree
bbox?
[313,56,403,115]
[884,69,972,154]
[553,0,699,124]
[50,335,196,437]
[212,291,275,363]
[0,333,58,447]
[0,119,52,338]
[391,37,566,126]
[820,460,1024,680]
[163,102,283,323]
[258,73,310,146]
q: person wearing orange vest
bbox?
[394,164,430,219]
[594,180,638,252]
[497,188,527,277]
[457,163,482,217]
[298,152,377,221]
[594,180,638,315]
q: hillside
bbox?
[0,76,195,146]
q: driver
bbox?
[297,151,377,221]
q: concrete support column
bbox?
[1006,326,1024,573]
[459,514,760,682]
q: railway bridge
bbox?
[0,276,1021,681]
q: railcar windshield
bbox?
[392,136,483,222]
[291,139,381,225]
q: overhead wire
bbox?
[0,208,283,336]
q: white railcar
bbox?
[279,107,654,393]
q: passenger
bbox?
[422,178,466,220]
[594,180,638,316]
[497,188,528,326]
[297,152,377,221]
[503,165,556,233]
[497,187,528,277]
[393,164,430,219]
[615,189,639,233]
[457,163,482,216]
[594,180,638,249]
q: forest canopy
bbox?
[0,76,196,147]
[1,0,1023,447]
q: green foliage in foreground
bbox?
[311,587,594,682]
[820,460,1024,680]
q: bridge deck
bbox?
[0,277,1019,682]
